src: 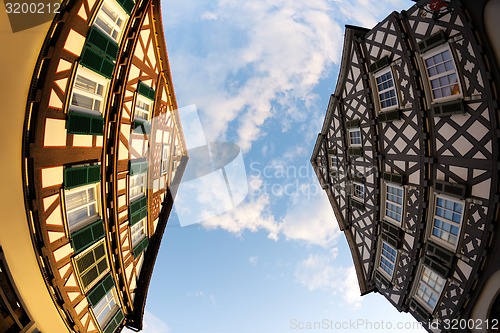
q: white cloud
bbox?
[122,311,170,333]
[248,256,259,266]
[166,0,343,151]
[294,253,363,308]
[280,191,340,248]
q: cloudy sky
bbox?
[127,0,426,332]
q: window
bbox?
[131,217,147,247]
[74,240,109,291]
[92,288,119,329]
[431,194,464,248]
[94,1,126,42]
[161,144,170,175]
[352,182,364,201]
[329,155,338,172]
[133,94,153,121]
[375,68,398,111]
[415,266,446,311]
[423,46,461,101]
[65,184,101,233]
[379,241,397,278]
[384,183,404,224]
[129,174,146,200]
[70,68,108,114]
[348,128,362,147]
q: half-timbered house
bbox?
[311,0,500,331]
[0,0,187,332]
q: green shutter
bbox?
[348,147,363,156]
[67,111,104,135]
[431,100,465,117]
[129,196,148,226]
[80,45,115,79]
[137,82,156,100]
[103,309,125,333]
[424,255,449,278]
[70,219,105,254]
[132,119,151,135]
[378,109,401,122]
[369,56,390,73]
[345,119,360,128]
[116,0,134,14]
[425,242,454,268]
[418,30,447,53]
[77,242,107,289]
[86,26,119,60]
[383,172,404,185]
[409,299,431,320]
[350,198,365,211]
[434,180,466,199]
[374,270,391,288]
[133,237,149,257]
[64,165,101,189]
[382,220,401,240]
[129,159,148,175]
[87,274,115,307]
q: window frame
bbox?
[73,239,109,292]
[63,183,101,234]
[129,173,146,201]
[69,66,109,115]
[428,193,465,251]
[348,127,362,147]
[352,181,365,202]
[92,287,119,329]
[161,144,171,176]
[377,240,398,280]
[381,181,405,226]
[130,216,147,247]
[414,265,446,312]
[93,0,127,43]
[373,66,399,112]
[421,44,462,104]
[133,93,154,122]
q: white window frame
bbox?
[69,66,109,115]
[421,44,462,103]
[348,128,362,147]
[429,193,464,250]
[93,0,127,42]
[414,265,446,312]
[64,183,101,233]
[378,240,398,279]
[133,94,153,122]
[329,155,338,172]
[161,144,170,175]
[352,182,365,202]
[129,174,146,201]
[92,288,119,329]
[374,67,399,112]
[382,182,405,225]
[131,217,147,247]
[74,239,109,292]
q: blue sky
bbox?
[126,0,427,332]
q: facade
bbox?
[311,0,500,332]
[0,0,187,332]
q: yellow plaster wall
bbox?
[0,9,69,333]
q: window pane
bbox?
[432,195,464,246]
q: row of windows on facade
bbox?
[340,38,463,150]
[350,177,465,315]
[60,157,155,331]
[67,0,157,136]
